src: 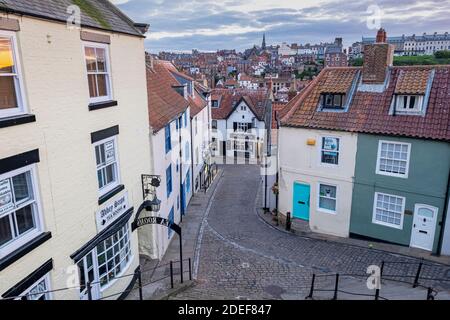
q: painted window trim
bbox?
[316,182,338,215]
[93,136,121,198]
[372,192,405,230]
[83,41,114,104]
[318,135,341,167]
[165,124,172,154]
[0,30,28,119]
[166,164,172,198]
[16,273,52,300]
[375,140,411,179]
[0,164,45,258]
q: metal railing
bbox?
[2,258,193,301]
[306,259,450,300]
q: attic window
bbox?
[394,95,423,114]
[212,100,219,108]
[321,93,345,110]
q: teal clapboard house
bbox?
[278,28,450,256]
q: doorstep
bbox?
[257,209,450,266]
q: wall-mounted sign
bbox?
[96,191,129,232]
[0,179,14,215]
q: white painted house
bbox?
[144,59,193,260]
[0,0,151,300]
[210,89,272,161]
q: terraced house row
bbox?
[0,0,211,300]
[278,29,450,257]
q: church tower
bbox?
[262,33,266,50]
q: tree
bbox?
[435,50,450,59]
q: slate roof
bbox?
[0,0,144,37]
[210,88,269,121]
[281,66,450,141]
[146,60,189,133]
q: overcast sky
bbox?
[111,0,450,53]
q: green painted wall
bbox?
[350,134,450,253]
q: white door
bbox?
[410,204,438,251]
[77,251,101,300]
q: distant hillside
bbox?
[351,50,450,66]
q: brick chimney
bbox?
[362,28,394,84]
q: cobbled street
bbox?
[172,164,450,300]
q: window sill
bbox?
[98,184,125,205]
[89,100,118,111]
[0,232,52,272]
[0,114,36,129]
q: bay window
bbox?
[0,32,26,118]
[84,43,112,103]
[0,166,42,256]
[16,274,51,300]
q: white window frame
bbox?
[0,31,28,118]
[395,95,423,113]
[376,140,411,178]
[93,136,121,197]
[237,122,249,132]
[317,183,338,214]
[95,223,133,291]
[16,273,52,300]
[319,136,340,167]
[372,192,405,229]
[83,42,113,104]
[0,165,44,257]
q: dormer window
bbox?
[395,95,423,113]
[321,93,345,110]
[212,100,219,108]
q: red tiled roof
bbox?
[146,60,189,133]
[272,102,288,129]
[189,90,208,118]
[211,88,269,121]
[395,68,431,94]
[281,66,450,141]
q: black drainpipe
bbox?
[190,114,195,196]
[436,169,450,256]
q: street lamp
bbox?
[141,174,161,213]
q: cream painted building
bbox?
[278,127,358,237]
[0,1,151,300]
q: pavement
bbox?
[129,163,450,300]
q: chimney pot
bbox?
[362,28,394,85]
[376,28,387,43]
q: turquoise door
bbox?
[293,183,310,221]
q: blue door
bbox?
[293,182,310,221]
[180,182,186,215]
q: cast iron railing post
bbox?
[375,288,380,300]
[87,281,92,300]
[188,258,192,280]
[180,233,183,284]
[170,261,174,289]
[137,266,143,300]
[427,287,434,300]
[333,274,339,300]
[413,260,423,288]
[380,261,385,281]
[286,212,291,231]
[306,274,315,299]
